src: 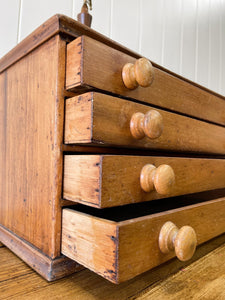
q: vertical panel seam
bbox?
[17,0,23,44]
[219,0,223,93]
[161,0,165,66]
[179,0,184,75]
[138,0,142,54]
[72,0,75,19]
[194,0,199,82]
[208,0,212,88]
[109,0,113,38]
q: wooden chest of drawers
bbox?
[0,14,225,283]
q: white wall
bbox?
[0,0,224,95]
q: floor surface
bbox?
[1,235,225,299]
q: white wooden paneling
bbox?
[0,0,21,58]
[73,0,111,37]
[72,0,83,19]
[0,0,225,95]
[195,0,210,89]
[110,0,139,52]
[208,0,221,92]
[19,0,73,42]
[162,0,182,74]
[180,0,197,81]
[140,0,164,65]
[221,0,225,95]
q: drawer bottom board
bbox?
[62,197,225,283]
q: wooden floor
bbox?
[1,236,225,300]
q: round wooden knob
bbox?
[140,164,175,194]
[130,110,163,139]
[159,221,197,261]
[122,58,154,89]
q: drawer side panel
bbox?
[0,36,66,258]
[63,155,102,206]
[62,209,118,283]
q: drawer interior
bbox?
[66,188,225,222]
[62,191,225,283]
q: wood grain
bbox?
[65,36,225,126]
[122,58,154,89]
[0,73,5,236]
[159,221,197,261]
[0,14,144,74]
[1,13,225,287]
[130,109,163,140]
[63,155,225,208]
[64,92,225,154]
[0,236,223,299]
[140,164,175,194]
[0,13,223,106]
[1,14,141,74]
[1,235,225,299]
[0,36,66,258]
[137,244,225,300]
[0,15,60,73]
[62,197,225,283]
[0,224,81,281]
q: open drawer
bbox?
[63,155,225,208]
[62,195,225,283]
[64,92,225,154]
[65,35,225,126]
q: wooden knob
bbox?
[122,58,154,89]
[159,221,197,261]
[130,110,163,139]
[140,164,175,194]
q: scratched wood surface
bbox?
[66,35,225,126]
[1,13,224,109]
[62,198,225,283]
[65,92,225,154]
[1,235,225,299]
[0,35,66,258]
[64,155,225,208]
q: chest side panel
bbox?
[0,35,66,258]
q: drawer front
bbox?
[66,35,225,126]
[62,197,225,283]
[63,155,225,208]
[65,92,225,154]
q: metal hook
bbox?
[84,0,92,10]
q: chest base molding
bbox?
[0,224,82,281]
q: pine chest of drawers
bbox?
[0,14,225,284]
